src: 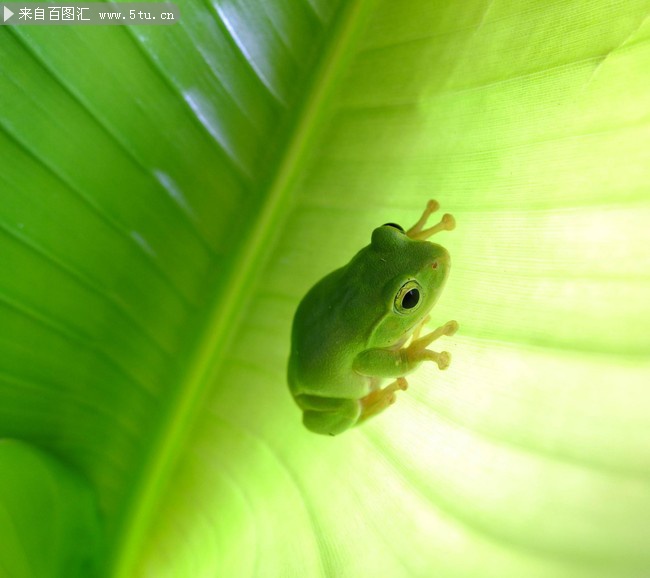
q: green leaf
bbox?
[0,440,101,578]
[1,1,649,577]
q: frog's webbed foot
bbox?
[407,199,455,240]
[406,320,458,370]
[358,377,408,424]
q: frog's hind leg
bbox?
[296,394,362,436]
[407,199,455,240]
[357,377,408,425]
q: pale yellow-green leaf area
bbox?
[137,2,650,578]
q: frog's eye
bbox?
[382,222,405,233]
[395,280,422,314]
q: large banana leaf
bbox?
[1,0,649,576]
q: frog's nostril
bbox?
[431,261,438,269]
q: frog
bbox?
[287,199,458,436]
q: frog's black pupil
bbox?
[382,222,405,233]
[402,288,420,309]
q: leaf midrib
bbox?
[108,1,377,576]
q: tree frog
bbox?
[288,200,458,436]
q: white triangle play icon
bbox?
[4,5,14,22]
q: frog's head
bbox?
[368,223,451,346]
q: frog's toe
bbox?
[442,213,456,231]
[444,320,459,336]
[426,199,440,213]
[437,351,451,370]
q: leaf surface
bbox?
[0,1,649,577]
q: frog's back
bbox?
[288,265,380,400]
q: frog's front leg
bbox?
[410,314,431,342]
[405,320,459,370]
[407,199,455,240]
[353,320,459,378]
[357,377,408,424]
